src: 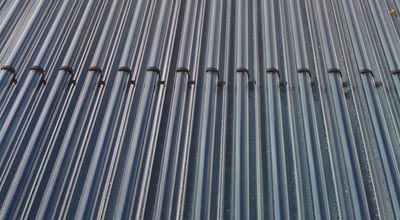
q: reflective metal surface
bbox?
[1,0,400,219]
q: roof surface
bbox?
[1,0,400,219]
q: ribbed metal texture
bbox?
[1,0,400,219]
